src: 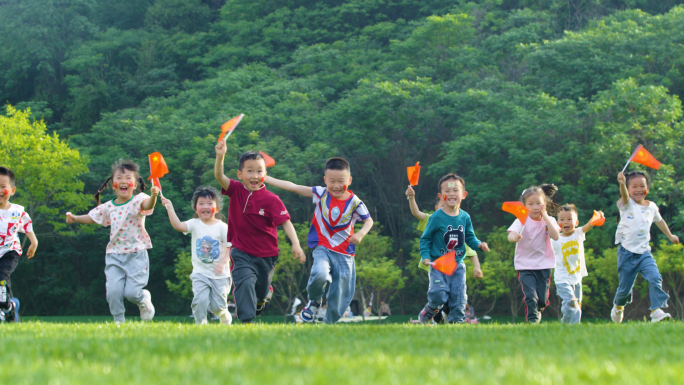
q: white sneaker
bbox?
[139,290,155,322]
[219,310,232,325]
[114,320,124,325]
[650,309,672,323]
[611,305,624,323]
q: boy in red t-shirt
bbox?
[214,141,305,323]
[264,157,374,324]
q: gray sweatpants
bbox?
[105,250,149,322]
[191,272,232,324]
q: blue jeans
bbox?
[307,246,355,324]
[614,245,669,311]
[427,262,467,323]
[556,282,582,324]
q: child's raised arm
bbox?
[581,210,604,233]
[214,141,231,190]
[160,198,188,233]
[617,172,629,205]
[405,185,426,221]
[141,185,160,211]
[541,203,560,241]
[263,176,313,197]
[281,220,306,263]
[655,219,680,244]
[66,212,96,225]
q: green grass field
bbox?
[1,318,681,384]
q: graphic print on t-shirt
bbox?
[440,225,465,257]
[561,238,581,274]
[196,236,220,263]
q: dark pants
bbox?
[231,247,277,323]
[0,251,20,309]
[518,269,551,323]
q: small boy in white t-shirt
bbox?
[162,187,232,325]
[611,171,680,323]
[552,204,603,324]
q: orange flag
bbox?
[148,152,169,180]
[502,201,529,225]
[407,162,421,186]
[259,151,276,168]
[431,251,458,276]
[590,210,605,226]
[622,145,661,172]
[152,178,162,191]
[218,114,244,142]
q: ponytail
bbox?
[137,177,147,193]
[521,183,560,215]
[94,176,113,206]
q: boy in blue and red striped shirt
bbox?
[265,157,374,323]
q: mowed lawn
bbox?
[1,319,682,384]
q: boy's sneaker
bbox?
[432,310,447,324]
[139,290,155,322]
[300,300,320,323]
[418,305,440,324]
[255,286,274,317]
[219,310,232,325]
[611,305,624,323]
[650,309,672,323]
[4,301,16,323]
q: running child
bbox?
[507,184,560,323]
[161,187,232,325]
[418,174,489,324]
[66,160,158,324]
[551,204,603,324]
[611,171,680,323]
[214,141,305,323]
[264,157,373,324]
[0,167,38,323]
[406,184,481,324]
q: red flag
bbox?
[259,151,276,168]
[148,152,169,180]
[432,251,458,276]
[623,145,661,171]
[590,210,605,226]
[218,114,244,142]
[407,162,421,186]
[152,178,162,191]
[502,201,529,225]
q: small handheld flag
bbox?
[218,114,244,142]
[622,145,661,172]
[502,201,529,225]
[259,151,276,168]
[148,152,169,198]
[407,162,421,186]
[430,251,458,276]
[590,210,605,226]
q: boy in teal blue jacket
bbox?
[418,174,489,324]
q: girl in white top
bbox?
[66,160,159,324]
[551,204,603,324]
[162,186,232,325]
[611,171,680,323]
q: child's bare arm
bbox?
[468,254,483,278]
[66,213,96,225]
[350,217,374,245]
[508,231,522,243]
[655,220,680,244]
[264,176,313,197]
[141,186,160,211]
[160,198,188,232]
[213,247,231,276]
[25,231,38,259]
[214,141,231,190]
[281,220,306,263]
[581,211,604,233]
[405,185,426,220]
[618,172,629,205]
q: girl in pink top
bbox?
[66,160,160,324]
[507,184,560,323]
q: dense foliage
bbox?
[2,0,684,319]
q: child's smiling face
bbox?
[0,175,15,206]
[112,169,137,201]
[237,158,267,191]
[195,196,217,222]
[557,210,579,235]
[524,193,544,219]
[324,169,352,199]
[438,179,467,208]
[627,175,649,204]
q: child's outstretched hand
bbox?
[405,185,416,199]
[473,267,483,279]
[150,185,160,197]
[478,242,490,252]
[617,172,626,185]
[161,197,172,209]
[292,245,306,263]
[66,212,76,224]
[669,234,680,244]
[215,140,227,156]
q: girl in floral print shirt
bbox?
[66,160,159,324]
